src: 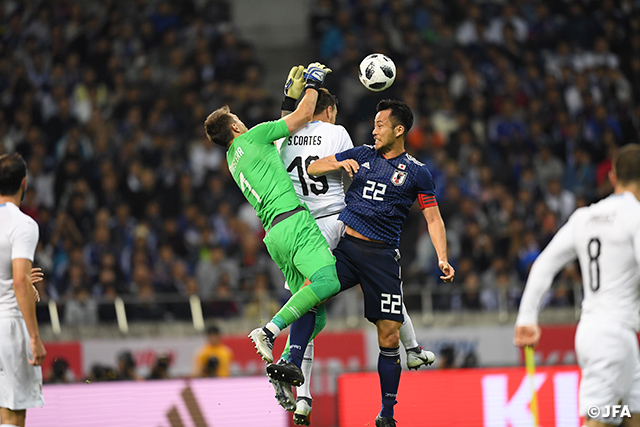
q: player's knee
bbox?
[309,266,340,301]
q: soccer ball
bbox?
[358,53,396,92]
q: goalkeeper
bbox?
[203,62,337,385]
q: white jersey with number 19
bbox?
[277,121,353,219]
[517,192,640,330]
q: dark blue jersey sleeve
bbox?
[416,165,437,208]
[335,146,367,162]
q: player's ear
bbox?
[608,169,617,188]
[394,124,404,138]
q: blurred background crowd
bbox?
[2,0,639,325]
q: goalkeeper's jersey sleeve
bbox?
[226,119,302,230]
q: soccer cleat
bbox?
[270,378,296,412]
[375,414,397,427]
[266,359,305,387]
[293,397,312,426]
[249,328,275,363]
[406,346,435,370]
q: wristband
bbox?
[304,81,322,91]
[281,96,297,111]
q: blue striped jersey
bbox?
[335,145,436,246]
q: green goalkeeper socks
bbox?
[272,286,321,329]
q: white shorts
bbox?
[284,214,345,290]
[315,213,345,251]
[0,317,44,410]
[575,319,640,423]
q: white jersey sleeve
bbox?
[516,213,579,325]
[279,121,354,218]
[0,203,39,318]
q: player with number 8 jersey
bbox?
[515,144,640,427]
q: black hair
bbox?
[313,88,338,116]
[206,325,221,335]
[0,153,27,196]
[376,99,414,137]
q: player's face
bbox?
[372,110,396,151]
[229,113,248,133]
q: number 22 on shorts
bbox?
[381,293,401,314]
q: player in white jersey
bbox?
[515,144,640,427]
[0,153,45,427]
[270,68,435,425]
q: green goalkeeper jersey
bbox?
[227,118,302,230]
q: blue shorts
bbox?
[334,234,404,323]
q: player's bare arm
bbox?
[13,258,46,366]
[421,205,455,282]
[307,154,359,178]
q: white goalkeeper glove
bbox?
[303,62,332,91]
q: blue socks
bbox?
[288,307,317,368]
[378,346,401,418]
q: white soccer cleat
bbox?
[270,378,296,412]
[248,328,274,363]
[294,397,312,426]
[406,347,435,370]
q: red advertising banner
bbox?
[518,325,578,366]
[42,341,83,381]
[338,366,582,427]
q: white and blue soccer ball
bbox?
[358,53,396,92]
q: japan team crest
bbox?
[391,170,407,186]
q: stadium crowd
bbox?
[2,0,639,322]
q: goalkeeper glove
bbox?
[282,65,305,111]
[303,62,332,91]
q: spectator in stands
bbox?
[115,351,142,381]
[193,325,233,377]
[47,358,72,384]
[148,353,172,380]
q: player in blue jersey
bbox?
[308,99,455,427]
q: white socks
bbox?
[399,304,419,350]
[297,340,314,400]
[264,322,281,338]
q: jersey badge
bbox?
[362,162,370,169]
[398,163,406,170]
[391,170,407,186]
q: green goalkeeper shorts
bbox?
[263,208,336,294]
